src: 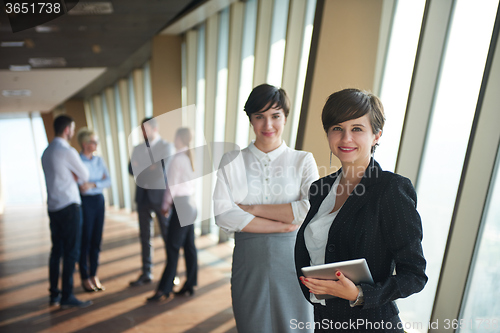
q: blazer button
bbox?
[327,244,335,253]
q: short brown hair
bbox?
[322,88,385,135]
[244,84,290,118]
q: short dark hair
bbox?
[142,117,157,128]
[244,84,290,118]
[322,88,385,135]
[53,115,74,136]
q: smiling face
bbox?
[250,106,286,152]
[82,134,98,155]
[327,114,381,167]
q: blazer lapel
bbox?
[303,170,341,227]
[328,160,382,235]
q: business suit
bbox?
[129,139,174,279]
[295,160,427,332]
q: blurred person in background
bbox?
[147,127,198,302]
[77,128,111,292]
[128,117,174,286]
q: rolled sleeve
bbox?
[216,209,256,235]
[291,200,311,225]
[213,152,254,235]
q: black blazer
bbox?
[295,160,427,324]
[128,139,174,206]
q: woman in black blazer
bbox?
[295,88,427,332]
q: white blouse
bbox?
[163,147,195,210]
[214,141,319,236]
[304,175,341,305]
[305,175,342,266]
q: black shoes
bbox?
[146,291,173,302]
[129,275,153,287]
[49,295,61,306]
[174,287,195,297]
[60,296,93,309]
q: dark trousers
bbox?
[137,199,170,278]
[157,202,198,294]
[48,203,82,301]
[79,194,105,280]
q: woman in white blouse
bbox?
[214,84,319,333]
[147,127,198,301]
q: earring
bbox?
[330,151,333,168]
[370,145,375,168]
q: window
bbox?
[400,0,499,329]
[377,0,425,171]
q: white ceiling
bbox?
[0,68,106,113]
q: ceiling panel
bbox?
[0,0,202,113]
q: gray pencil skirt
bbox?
[232,230,314,333]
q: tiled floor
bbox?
[0,204,237,333]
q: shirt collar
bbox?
[248,140,287,162]
[149,136,161,147]
[53,136,70,147]
[79,152,94,161]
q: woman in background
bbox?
[77,128,111,292]
[147,127,198,301]
[214,84,318,333]
[295,89,427,332]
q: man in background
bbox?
[41,115,93,308]
[128,117,174,286]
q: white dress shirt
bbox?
[163,147,195,209]
[304,175,342,304]
[214,141,319,236]
[42,137,89,212]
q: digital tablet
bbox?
[301,258,374,300]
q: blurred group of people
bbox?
[41,114,197,309]
[41,83,427,333]
[41,116,110,308]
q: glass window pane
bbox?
[289,0,317,148]
[101,92,120,206]
[266,0,290,87]
[458,143,500,333]
[235,0,258,149]
[399,0,499,330]
[214,7,230,144]
[0,114,48,205]
[144,62,153,118]
[377,0,425,172]
[459,155,500,330]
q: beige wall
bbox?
[64,99,89,149]
[41,100,88,150]
[300,0,383,177]
[151,35,183,142]
[41,112,55,143]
